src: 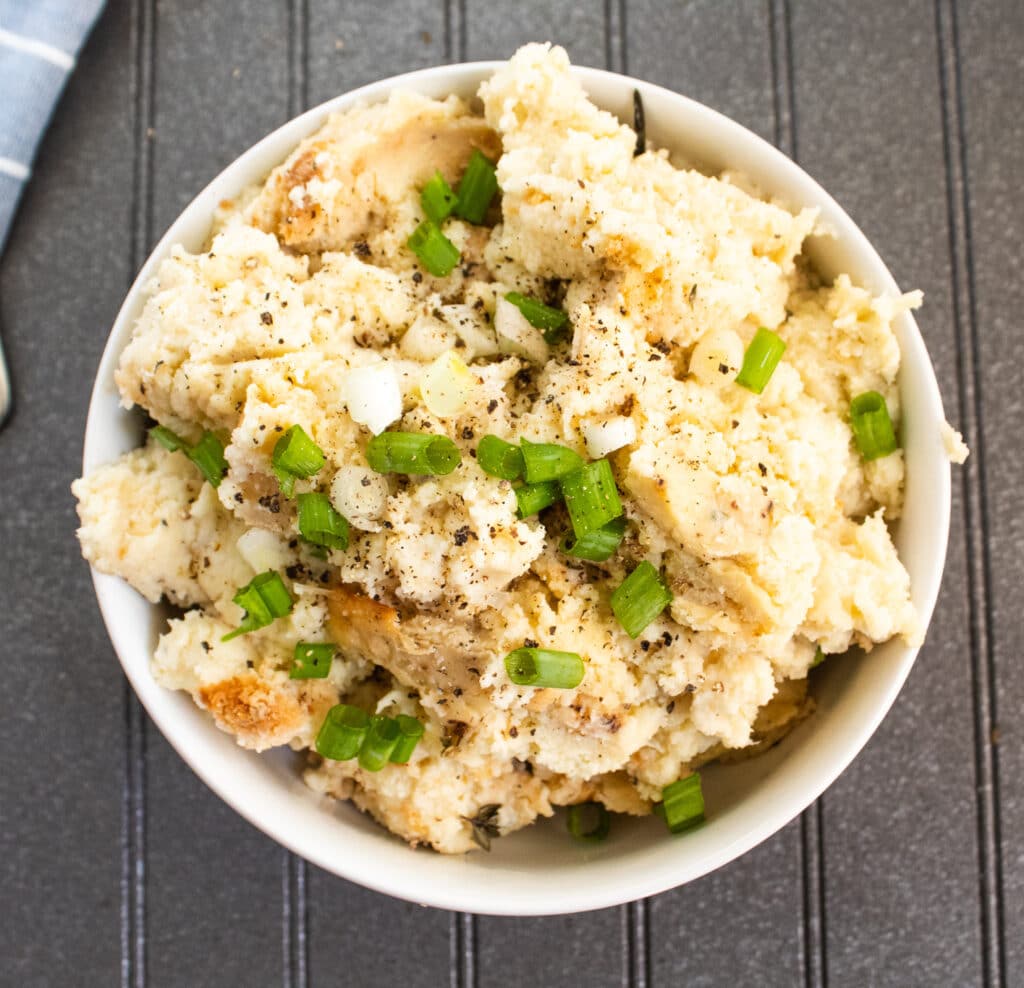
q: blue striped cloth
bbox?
[0,0,105,253]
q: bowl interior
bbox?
[84,62,950,915]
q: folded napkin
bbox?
[0,1,105,425]
[0,0,105,253]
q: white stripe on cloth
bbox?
[0,157,30,180]
[0,27,75,70]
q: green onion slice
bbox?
[567,802,611,842]
[149,425,186,452]
[849,390,898,460]
[561,459,623,538]
[514,480,562,518]
[272,424,325,497]
[150,426,227,487]
[561,516,627,562]
[505,292,570,344]
[811,645,826,669]
[660,774,705,834]
[290,641,335,679]
[222,570,293,641]
[735,327,786,394]
[366,431,461,476]
[407,220,461,277]
[504,647,585,689]
[454,148,498,224]
[477,434,525,481]
[296,491,349,551]
[520,438,583,484]
[358,715,402,771]
[186,431,228,488]
[389,715,426,764]
[421,170,458,225]
[316,704,370,761]
[610,560,672,638]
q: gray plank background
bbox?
[0,0,1017,985]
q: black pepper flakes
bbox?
[260,312,273,325]
[258,494,281,514]
[523,638,538,649]
[487,399,498,413]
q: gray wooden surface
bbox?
[0,0,1018,984]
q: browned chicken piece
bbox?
[249,92,501,253]
[325,586,486,721]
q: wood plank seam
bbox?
[445,8,472,985]
[607,6,649,984]
[444,0,467,63]
[122,1,157,985]
[283,4,310,986]
[933,1,1006,984]
[768,3,826,984]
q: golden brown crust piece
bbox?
[198,674,306,749]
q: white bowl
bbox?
[83,62,952,915]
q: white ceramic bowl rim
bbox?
[83,61,951,915]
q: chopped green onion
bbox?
[567,802,611,842]
[358,715,402,771]
[186,431,228,488]
[290,641,335,679]
[477,434,524,481]
[849,390,898,460]
[150,426,227,487]
[222,570,293,641]
[149,425,186,452]
[520,438,584,484]
[811,645,826,669]
[365,431,461,476]
[454,148,498,224]
[660,774,705,834]
[272,425,324,496]
[561,516,627,562]
[610,560,672,638]
[561,459,623,538]
[296,492,349,550]
[735,327,786,394]
[420,170,458,224]
[504,647,585,689]
[514,480,562,518]
[389,715,425,764]
[407,220,461,277]
[505,292,570,344]
[316,704,370,761]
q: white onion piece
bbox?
[419,350,476,418]
[581,416,637,459]
[236,528,291,575]
[330,465,389,530]
[344,362,402,435]
[494,296,549,365]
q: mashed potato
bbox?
[73,45,965,853]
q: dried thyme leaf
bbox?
[441,720,469,754]
[463,803,502,851]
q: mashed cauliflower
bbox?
[73,45,965,853]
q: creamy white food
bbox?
[73,44,965,853]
